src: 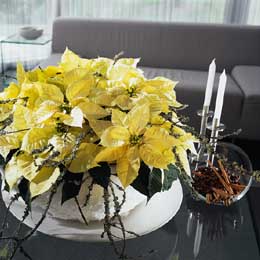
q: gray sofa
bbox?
[40,17,260,140]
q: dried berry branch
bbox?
[0,97,28,105]
[36,151,61,171]
[74,197,88,225]
[110,180,126,210]
[5,183,59,260]
[173,149,200,200]
[83,179,94,207]
[0,128,30,136]
[0,194,19,237]
[109,182,126,257]
[0,114,13,131]
[102,186,128,259]
[113,51,124,64]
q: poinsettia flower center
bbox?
[129,134,142,145]
[126,86,137,97]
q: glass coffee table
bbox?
[0,188,259,260]
[0,33,51,86]
[0,142,259,260]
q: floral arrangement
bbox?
[0,49,196,259]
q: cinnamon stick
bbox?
[230,183,245,192]
[218,160,231,184]
[212,187,230,200]
[206,193,211,204]
[208,160,234,195]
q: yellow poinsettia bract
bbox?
[95,104,176,187]
[0,48,196,199]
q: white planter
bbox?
[2,178,183,242]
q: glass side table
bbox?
[0,33,52,86]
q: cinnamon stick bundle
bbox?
[192,160,245,205]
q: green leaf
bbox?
[171,254,179,260]
[18,178,31,211]
[131,162,151,197]
[148,167,163,198]
[0,154,4,165]
[162,164,179,191]
[5,149,19,164]
[0,245,9,258]
[148,164,179,199]
[88,162,111,188]
[61,170,83,205]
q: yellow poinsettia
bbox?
[69,143,101,173]
[0,82,20,100]
[30,167,61,197]
[0,48,197,200]
[95,103,176,187]
[21,127,56,153]
[4,152,60,197]
[0,135,21,159]
[59,48,91,72]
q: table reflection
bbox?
[185,196,243,259]
[0,203,180,260]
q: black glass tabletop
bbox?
[0,189,259,260]
[0,142,259,260]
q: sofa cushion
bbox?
[232,66,260,104]
[231,66,260,140]
[142,67,244,132]
[52,18,260,73]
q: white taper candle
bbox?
[203,59,216,107]
[213,70,227,120]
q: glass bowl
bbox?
[190,142,253,206]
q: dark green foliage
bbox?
[18,178,31,211]
[61,170,83,205]
[162,164,179,191]
[148,168,163,198]
[149,164,179,198]
[131,162,150,197]
[131,163,179,199]
[5,149,19,164]
[88,162,111,188]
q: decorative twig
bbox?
[8,183,58,259]
[109,182,126,258]
[0,128,30,136]
[0,114,13,131]
[0,97,28,105]
[0,193,20,237]
[102,186,125,258]
[74,197,88,225]
[19,246,33,260]
[36,151,61,171]
[110,180,126,210]
[113,51,124,64]
[83,179,94,207]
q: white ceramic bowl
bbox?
[2,179,183,242]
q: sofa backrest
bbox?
[52,17,260,72]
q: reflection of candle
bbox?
[203,59,216,107]
[214,70,227,121]
[193,219,203,258]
